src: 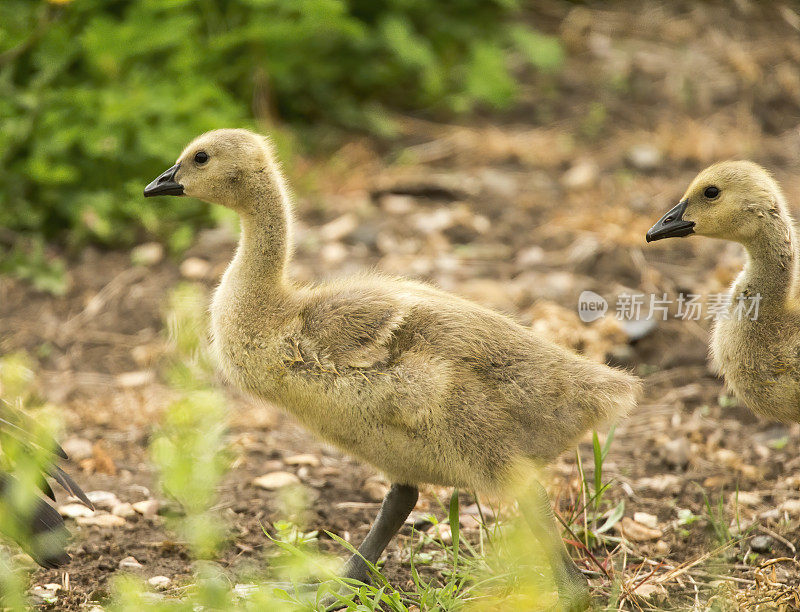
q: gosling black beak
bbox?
[646,199,695,242]
[143,163,184,197]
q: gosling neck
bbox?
[734,208,799,312]
[227,168,293,291]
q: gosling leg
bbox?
[341,483,419,583]
[519,480,591,612]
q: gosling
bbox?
[647,161,800,422]
[145,128,641,609]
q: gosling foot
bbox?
[268,483,419,609]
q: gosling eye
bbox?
[703,185,720,199]
[194,151,209,165]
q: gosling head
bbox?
[144,128,275,212]
[646,161,785,245]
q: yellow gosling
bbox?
[145,128,641,610]
[648,161,800,422]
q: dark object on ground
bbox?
[0,406,93,568]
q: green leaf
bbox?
[602,424,617,460]
[595,500,625,534]
[448,489,460,572]
[510,25,564,73]
[464,41,517,108]
[593,430,603,504]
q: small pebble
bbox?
[112,503,136,518]
[58,503,94,519]
[363,476,389,502]
[413,208,455,234]
[633,512,659,530]
[660,437,691,469]
[283,454,320,467]
[750,535,773,553]
[561,160,599,191]
[736,491,762,506]
[76,514,126,528]
[148,576,170,590]
[380,194,415,215]
[780,499,800,516]
[86,490,120,510]
[30,584,59,604]
[131,242,164,266]
[119,556,142,570]
[258,459,285,473]
[116,370,154,389]
[320,242,348,265]
[131,344,160,367]
[180,257,211,280]
[626,143,662,171]
[636,474,682,493]
[480,168,517,198]
[426,523,452,544]
[132,500,160,517]
[252,471,300,490]
[617,517,663,542]
[516,246,545,267]
[459,514,483,530]
[715,448,741,468]
[631,583,667,599]
[619,317,658,342]
[654,540,670,555]
[760,508,781,521]
[61,437,93,461]
[319,213,358,242]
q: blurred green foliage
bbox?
[0,353,64,609]
[0,238,68,295]
[0,0,562,250]
[154,283,230,558]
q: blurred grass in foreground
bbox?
[0,353,67,610]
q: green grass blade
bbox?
[601,424,616,461]
[449,489,461,576]
[595,499,625,534]
[592,430,603,513]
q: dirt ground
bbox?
[3,1,800,609]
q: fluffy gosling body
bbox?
[647,161,800,422]
[145,128,641,609]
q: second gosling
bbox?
[145,129,641,609]
[648,161,800,422]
